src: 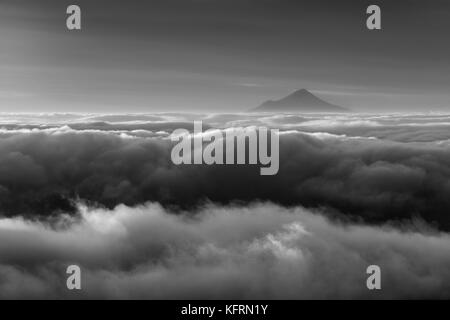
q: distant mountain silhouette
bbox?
[251,89,348,112]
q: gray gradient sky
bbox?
[0,0,449,112]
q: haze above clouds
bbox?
[0,0,449,112]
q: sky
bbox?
[0,0,449,112]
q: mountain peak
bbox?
[251,89,348,113]
[286,88,317,98]
[293,88,310,94]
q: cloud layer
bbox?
[1,202,450,299]
[0,113,450,299]
[0,114,449,230]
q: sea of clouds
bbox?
[0,112,450,299]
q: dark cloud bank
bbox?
[1,113,450,299]
[0,116,450,229]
